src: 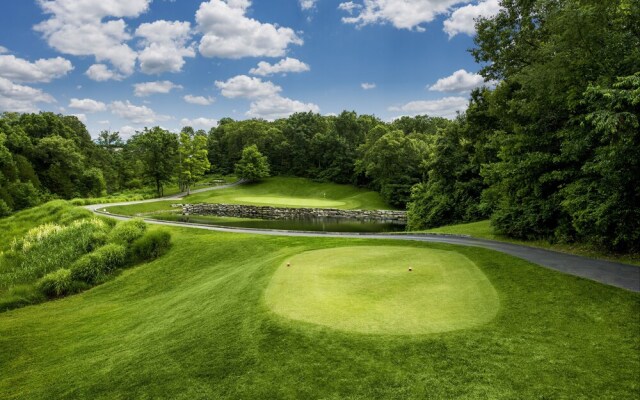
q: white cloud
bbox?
[0,77,56,113]
[196,0,303,59]
[215,75,281,99]
[133,81,183,97]
[340,0,471,31]
[0,46,7,54]
[429,69,486,92]
[444,0,501,38]
[389,96,468,119]
[110,100,170,124]
[184,94,215,105]
[338,2,362,14]
[136,20,196,74]
[247,96,319,120]
[299,0,317,10]
[0,54,73,83]
[71,113,87,123]
[119,125,138,138]
[361,82,376,90]
[69,98,107,113]
[85,64,124,81]
[249,58,310,76]
[180,117,218,129]
[34,0,151,77]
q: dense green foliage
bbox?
[408,0,640,253]
[234,144,270,182]
[0,227,638,398]
[131,230,172,262]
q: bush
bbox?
[70,244,127,284]
[37,268,74,298]
[0,199,11,217]
[131,230,172,262]
[107,218,147,245]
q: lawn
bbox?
[266,246,499,335]
[418,220,640,266]
[183,177,393,210]
[1,218,639,398]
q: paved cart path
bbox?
[86,183,640,293]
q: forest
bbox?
[1,0,638,253]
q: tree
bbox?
[178,129,211,194]
[235,145,270,183]
[129,127,178,197]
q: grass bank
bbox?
[183,177,393,210]
[415,220,640,266]
[0,218,638,398]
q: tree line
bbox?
[1,0,638,253]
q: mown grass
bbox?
[183,177,393,210]
[266,246,499,335]
[0,224,638,399]
[416,220,640,266]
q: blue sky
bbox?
[0,0,500,137]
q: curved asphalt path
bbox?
[87,182,640,293]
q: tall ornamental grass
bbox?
[0,218,109,289]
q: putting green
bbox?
[234,196,346,208]
[265,246,500,335]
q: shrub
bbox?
[131,230,172,262]
[37,268,73,298]
[0,199,11,217]
[2,218,110,288]
[107,218,147,245]
[70,244,127,284]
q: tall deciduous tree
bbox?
[179,128,211,194]
[235,145,270,183]
[130,127,178,197]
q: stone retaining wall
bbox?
[183,203,407,224]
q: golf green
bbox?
[265,246,500,335]
[234,196,346,208]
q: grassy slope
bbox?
[420,220,640,266]
[1,226,638,399]
[183,177,393,210]
[0,201,93,252]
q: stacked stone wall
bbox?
[183,203,406,223]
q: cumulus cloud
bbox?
[136,20,196,74]
[85,64,124,81]
[443,0,501,38]
[216,74,319,120]
[68,98,107,113]
[299,0,317,10]
[184,94,215,105]
[0,46,7,54]
[247,96,319,120]
[361,82,376,90]
[338,2,362,14]
[215,75,281,99]
[110,100,170,124]
[180,117,218,129]
[389,96,468,119]
[0,77,56,113]
[34,0,151,77]
[0,54,73,83]
[429,69,486,92]
[70,113,87,123]
[133,81,183,97]
[340,0,471,31]
[196,0,303,59]
[118,125,138,138]
[249,58,310,76]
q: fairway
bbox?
[265,246,500,335]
